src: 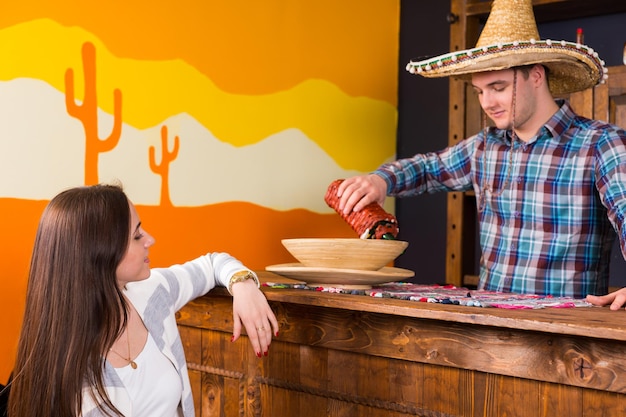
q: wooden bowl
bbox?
[281,238,408,271]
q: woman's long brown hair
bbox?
[9,184,131,417]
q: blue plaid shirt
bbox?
[377,100,626,298]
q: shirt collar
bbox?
[543,99,576,140]
[488,99,573,145]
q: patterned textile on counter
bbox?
[262,282,593,309]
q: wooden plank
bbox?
[201,331,225,417]
[179,293,626,416]
[489,377,540,417]
[200,372,223,416]
[593,78,610,123]
[262,341,301,417]
[261,286,626,341]
[612,95,626,129]
[541,383,583,417]
[464,274,479,287]
[446,192,465,286]
[220,331,245,417]
[178,326,202,416]
[459,368,475,416]
[568,88,594,119]
[607,65,626,96]
[387,358,424,414]
[423,365,463,415]
[581,389,626,415]
[179,285,626,342]
[446,0,470,287]
[449,0,468,53]
[179,293,626,394]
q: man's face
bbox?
[471,68,519,130]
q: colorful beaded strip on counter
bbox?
[262,282,592,309]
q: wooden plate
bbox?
[265,263,415,289]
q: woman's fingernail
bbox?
[264,351,268,357]
[256,351,262,358]
[230,335,235,342]
[275,331,279,337]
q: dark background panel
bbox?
[395,0,450,284]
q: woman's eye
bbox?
[134,233,144,240]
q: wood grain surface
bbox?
[177,274,626,416]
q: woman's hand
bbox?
[230,279,279,357]
[586,287,626,310]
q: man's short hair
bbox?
[515,64,550,82]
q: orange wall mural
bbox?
[0,0,399,382]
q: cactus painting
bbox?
[65,41,122,185]
[150,125,180,207]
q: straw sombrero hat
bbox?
[405,0,607,95]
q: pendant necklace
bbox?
[109,329,137,369]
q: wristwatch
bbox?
[228,270,260,294]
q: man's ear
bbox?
[531,64,547,86]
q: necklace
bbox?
[109,329,137,369]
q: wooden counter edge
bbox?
[251,271,626,342]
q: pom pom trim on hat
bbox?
[406,38,607,94]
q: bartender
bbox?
[334,0,626,309]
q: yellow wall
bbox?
[0,0,399,382]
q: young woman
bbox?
[8,184,278,417]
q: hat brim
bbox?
[407,40,606,95]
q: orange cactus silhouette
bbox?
[65,41,122,185]
[150,125,180,207]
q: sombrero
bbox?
[405,0,607,95]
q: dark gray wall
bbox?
[395,1,626,288]
[394,1,450,284]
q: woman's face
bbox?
[115,201,155,288]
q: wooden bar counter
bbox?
[176,272,626,416]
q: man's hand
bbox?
[336,174,387,214]
[586,287,626,310]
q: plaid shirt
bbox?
[377,100,626,298]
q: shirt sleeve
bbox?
[374,134,478,197]
[138,252,251,312]
[594,125,626,257]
